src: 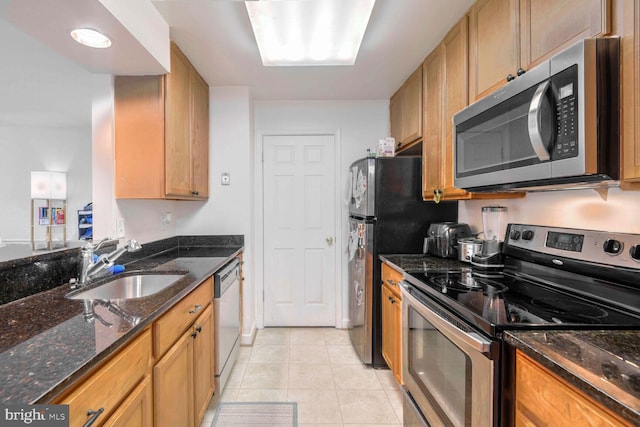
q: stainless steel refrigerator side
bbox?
[348,158,376,218]
[347,217,374,364]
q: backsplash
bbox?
[458,187,640,238]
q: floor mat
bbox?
[211,402,298,427]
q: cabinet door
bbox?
[422,46,444,200]
[520,0,611,69]
[193,304,214,426]
[469,0,520,101]
[390,90,403,149]
[154,331,194,427]
[401,67,423,145]
[165,43,193,197]
[515,351,632,427]
[114,76,166,199]
[191,69,209,199]
[441,17,471,200]
[104,375,153,427]
[381,284,396,373]
[621,0,639,182]
[392,293,402,384]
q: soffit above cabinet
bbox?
[3,0,170,75]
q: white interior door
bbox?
[263,134,336,326]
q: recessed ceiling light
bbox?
[70,28,112,49]
[245,0,376,66]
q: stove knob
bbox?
[603,239,623,255]
[522,230,535,241]
[601,361,620,381]
[510,230,521,241]
[630,245,640,262]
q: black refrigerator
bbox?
[347,156,457,367]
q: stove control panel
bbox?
[505,224,640,269]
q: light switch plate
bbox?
[116,218,125,238]
[221,172,230,186]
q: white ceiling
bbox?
[153,0,474,100]
[0,0,474,128]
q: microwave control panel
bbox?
[552,65,579,160]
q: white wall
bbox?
[176,86,255,343]
[458,187,640,238]
[253,100,389,328]
[0,126,92,242]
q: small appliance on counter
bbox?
[471,206,507,269]
[424,222,473,259]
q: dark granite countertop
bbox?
[505,330,640,425]
[379,253,471,274]
[0,241,243,404]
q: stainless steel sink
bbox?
[67,273,186,300]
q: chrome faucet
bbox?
[77,238,142,286]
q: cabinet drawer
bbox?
[382,264,403,298]
[154,278,213,358]
[58,328,152,427]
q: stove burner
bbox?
[531,298,608,323]
[432,275,507,294]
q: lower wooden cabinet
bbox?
[193,304,215,424]
[381,264,403,384]
[515,350,632,427]
[103,375,153,427]
[55,329,152,427]
[154,304,214,427]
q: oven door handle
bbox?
[401,282,494,355]
[528,80,552,161]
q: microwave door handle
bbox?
[528,80,552,161]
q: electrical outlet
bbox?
[116,218,125,238]
[161,212,172,230]
[221,172,230,186]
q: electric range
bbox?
[400,224,640,427]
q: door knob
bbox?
[326,236,334,245]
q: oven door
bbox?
[401,282,498,427]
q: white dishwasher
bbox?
[213,258,241,394]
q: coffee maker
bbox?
[471,206,507,269]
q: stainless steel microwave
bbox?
[454,38,620,192]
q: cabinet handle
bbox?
[191,331,198,339]
[433,189,442,204]
[196,326,202,333]
[517,67,526,76]
[189,304,203,314]
[83,408,104,427]
[386,279,396,286]
[506,74,516,82]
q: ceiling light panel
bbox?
[245,0,375,66]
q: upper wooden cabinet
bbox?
[389,66,423,152]
[115,42,209,200]
[620,0,640,183]
[469,0,611,102]
[468,0,520,102]
[422,17,525,202]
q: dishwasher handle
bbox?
[214,259,240,298]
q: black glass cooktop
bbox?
[404,270,640,337]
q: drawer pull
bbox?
[83,408,104,427]
[386,279,396,286]
[189,304,203,314]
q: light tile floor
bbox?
[200,327,403,427]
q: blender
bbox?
[471,206,507,270]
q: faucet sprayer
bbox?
[77,239,142,287]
